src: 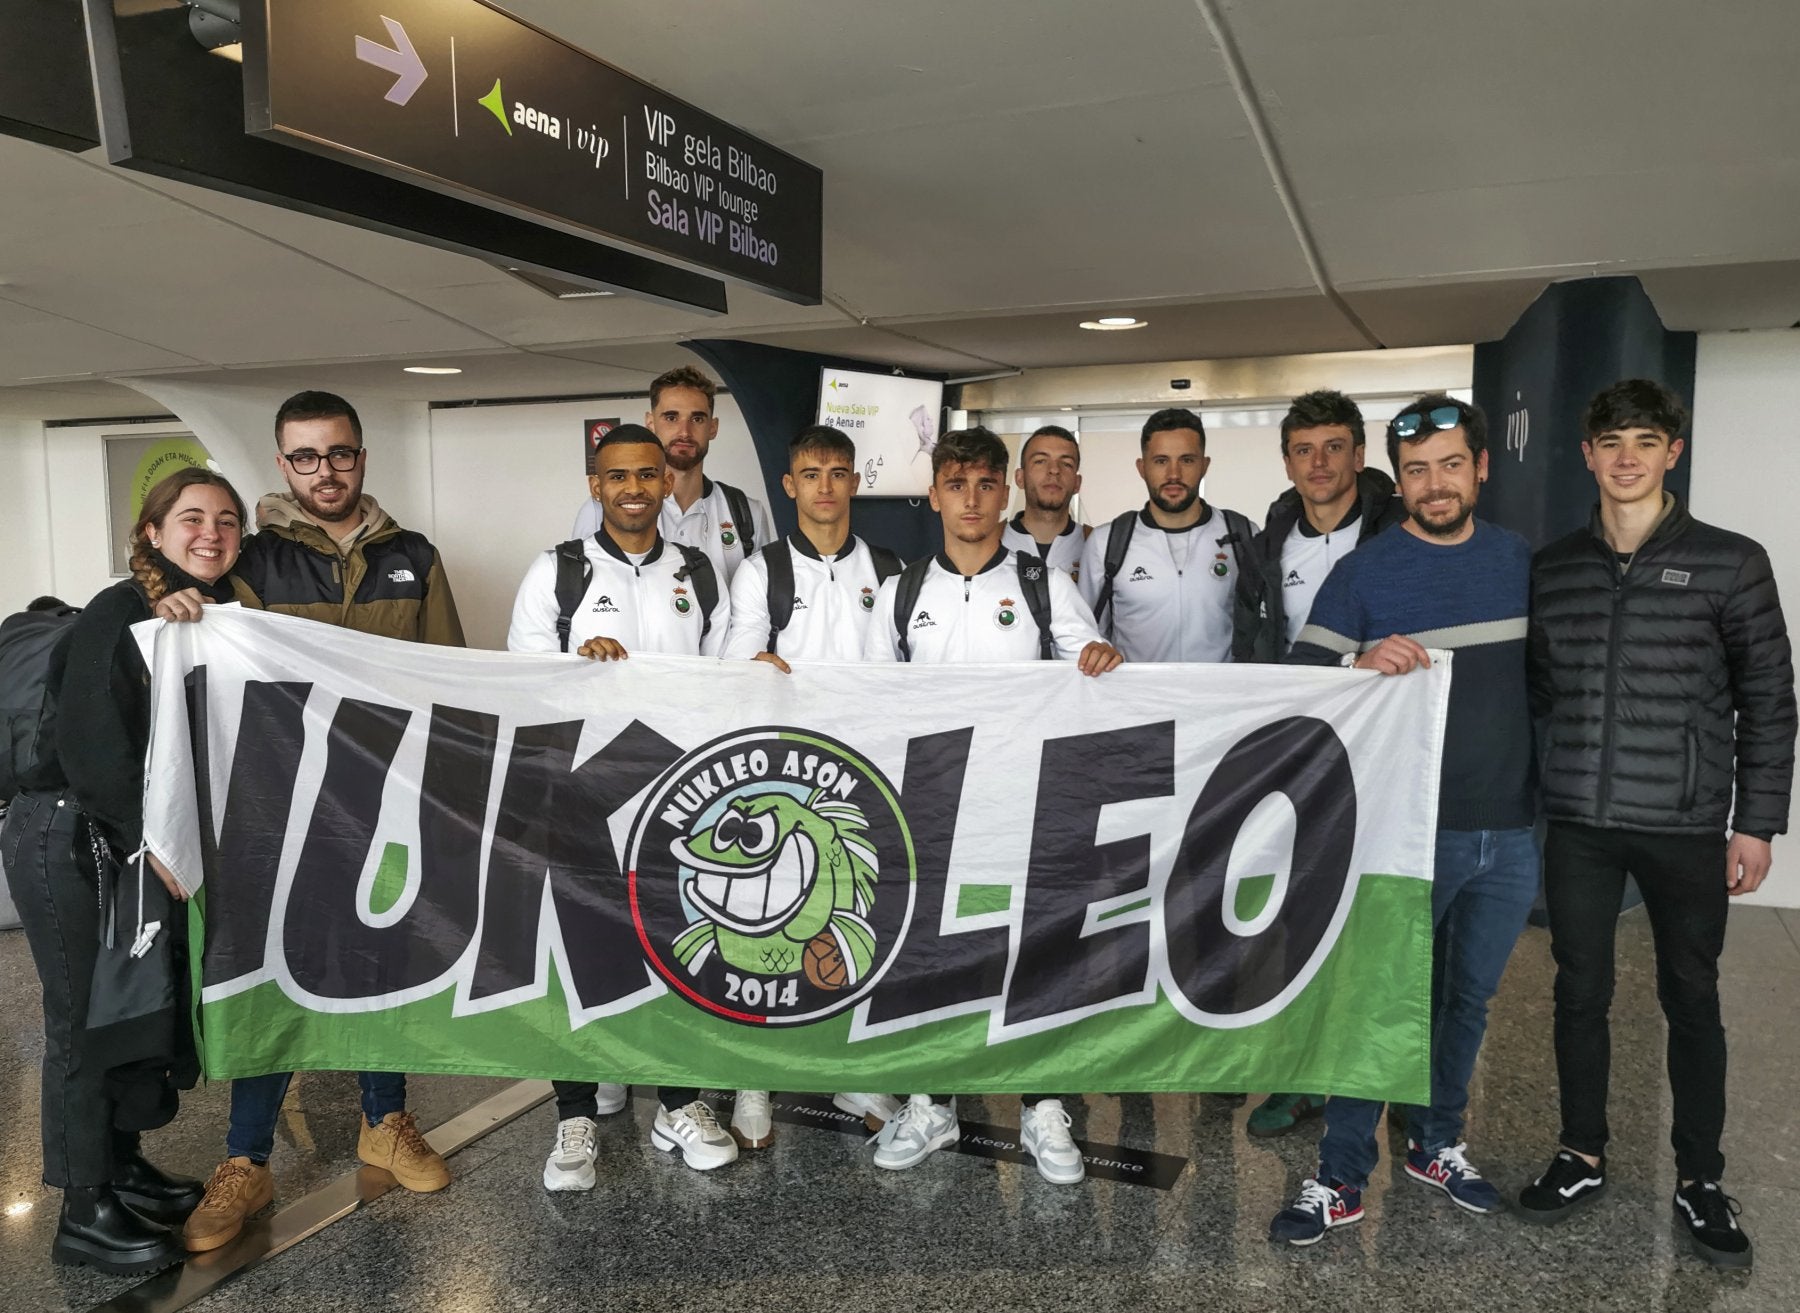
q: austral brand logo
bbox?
[626,730,916,1025]
[1130,565,1152,582]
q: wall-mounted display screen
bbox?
[814,369,944,498]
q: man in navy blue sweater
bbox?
[1268,393,1538,1247]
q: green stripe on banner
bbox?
[956,884,1012,917]
[194,873,1432,1106]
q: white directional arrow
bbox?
[354,16,427,107]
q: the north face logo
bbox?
[387,568,416,583]
[1129,565,1152,581]
[1284,570,1303,588]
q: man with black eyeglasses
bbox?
[184,390,464,1254]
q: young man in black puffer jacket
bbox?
[1518,379,1795,1270]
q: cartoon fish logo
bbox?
[668,789,879,988]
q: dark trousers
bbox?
[226,1069,408,1163]
[554,1081,698,1118]
[4,791,118,1187]
[1545,821,1729,1181]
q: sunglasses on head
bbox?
[1388,404,1464,440]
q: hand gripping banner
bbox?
[140,608,1450,1103]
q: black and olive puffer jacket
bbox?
[1527,496,1795,838]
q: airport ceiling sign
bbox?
[241,0,824,304]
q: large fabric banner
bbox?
[141,608,1449,1104]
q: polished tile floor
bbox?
[2,906,1797,1313]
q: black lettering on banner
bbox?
[201,679,311,988]
[1164,716,1356,1014]
[284,702,499,999]
[1004,722,1171,1025]
[471,718,682,1009]
[864,728,1010,1025]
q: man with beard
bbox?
[571,365,775,585]
[185,391,462,1253]
[1269,393,1537,1247]
[512,425,737,1184]
[1001,424,1088,579]
[1078,408,1254,662]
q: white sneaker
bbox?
[651,1101,739,1171]
[871,1095,959,1170]
[542,1116,597,1192]
[594,1083,628,1115]
[730,1090,774,1148]
[1019,1100,1085,1185]
[833,1092,902,1129]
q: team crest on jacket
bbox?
[994,597,1020,630]
[859,586,876,611]
[627,729,916,1025]
[1212,553,1230,579]
[671,586,693,617]
[720,522,737,547]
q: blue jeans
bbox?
[226,1071,407,1164]
[1318,827,1539,1190]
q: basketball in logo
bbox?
[626,729,916,1025]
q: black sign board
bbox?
[81,0,727,314]
[0,0,99,150]
[241,0,824,305]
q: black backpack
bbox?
[1092,507,1253,640]
[762,538,904,654]
[551,538,719,653]
[0,604,80,799]
[892,552,1053,661]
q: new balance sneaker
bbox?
[1516,1150,1606,1225]
[1404,1141,1501,1214]
[871,1095,960,1170]
[358,1111,451,1193]
[730,1090,774,1149]
[542,1116,598,1192]
[651,1101,739,1170]
[594,1083,629,1116]
[1673,1181,1753,1270]
[1246,1093,1326,1139]
[1019,1100,1085,1185]
[1268,1178,1363,1246]
[833,1092,902,1129]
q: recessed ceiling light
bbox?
[1098,316,1140,326]
[403,366,463,375]
[1079,317,1146,331]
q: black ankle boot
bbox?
[112,1132,205,1221]
[51,1186,185,1276]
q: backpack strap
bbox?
[1014,553,1055,660]
[672,543,720,640]
[552,539,592,654]
[891,557,934,662]
[1094,510,1138,641]
[720,482,756,554]
[1217,508,1254,580]
[866,543,904,583]
[762,539,795,655]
